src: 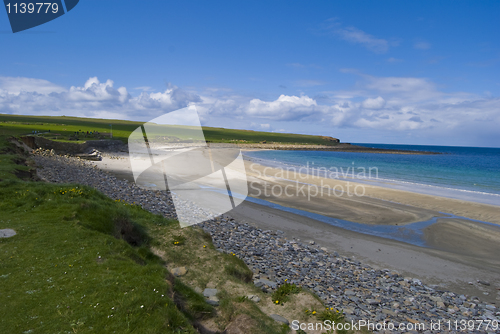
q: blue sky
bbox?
[1,0,499,146]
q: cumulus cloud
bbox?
[0,76,200,120]
[245,95,319,121]
[362,96,385,109]
[1,74,499,146]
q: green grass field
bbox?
[0,113,340,146]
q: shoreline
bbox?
[241,158,500,226]
[242,150,500,207]
[222,142,441,155]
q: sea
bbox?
[243,144,500,207]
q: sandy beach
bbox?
[91,150,500,304]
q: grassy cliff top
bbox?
[0,114,340,146]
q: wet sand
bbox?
[424,219,500,269]
[228,201,500,303]
[243,159,500,226]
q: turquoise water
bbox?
[244,144,500,206]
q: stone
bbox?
[0,229,16,238]
[209,295,219,302]
[203,288,218,298]
[477,280,490,286]
[206,299,219,306]
[254,279,277,289]
[366,299,380,305]
[253,280,264,288]
[382,309,397,317]
[270,314,289,325]
[430,296,443,303]
[344,289,356,296]
[171,267,187,277]
[343,307,355,315]
[247,295,260,303]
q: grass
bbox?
[271,281,302,305]
[0,180,199,333]
[0,113,340,146]
[0,138,34,181]
[223,253,253,283]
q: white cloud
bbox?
[1,74,499,146]
[67,77,130,103]
[250,122,271,130]
[0,76,200,120]
[322,19,390,54]
[245,95,319,121]
[134,86,154,91]
[362,96,385,109]
[0,77,66,95]
[335,26,389,53]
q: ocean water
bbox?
[244,144,500,206]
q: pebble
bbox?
[0,229,16,238]
[247,295,260,303]
[203,288,218,298]
[171,267,188,277]
[270,314,289,325]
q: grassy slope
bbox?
[1,181,201,333]
[0,137,317,334]
[0,113,339,146]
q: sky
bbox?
[1,0,499,147]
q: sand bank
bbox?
[243,159,500,226]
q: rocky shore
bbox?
[32,149,498,333]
